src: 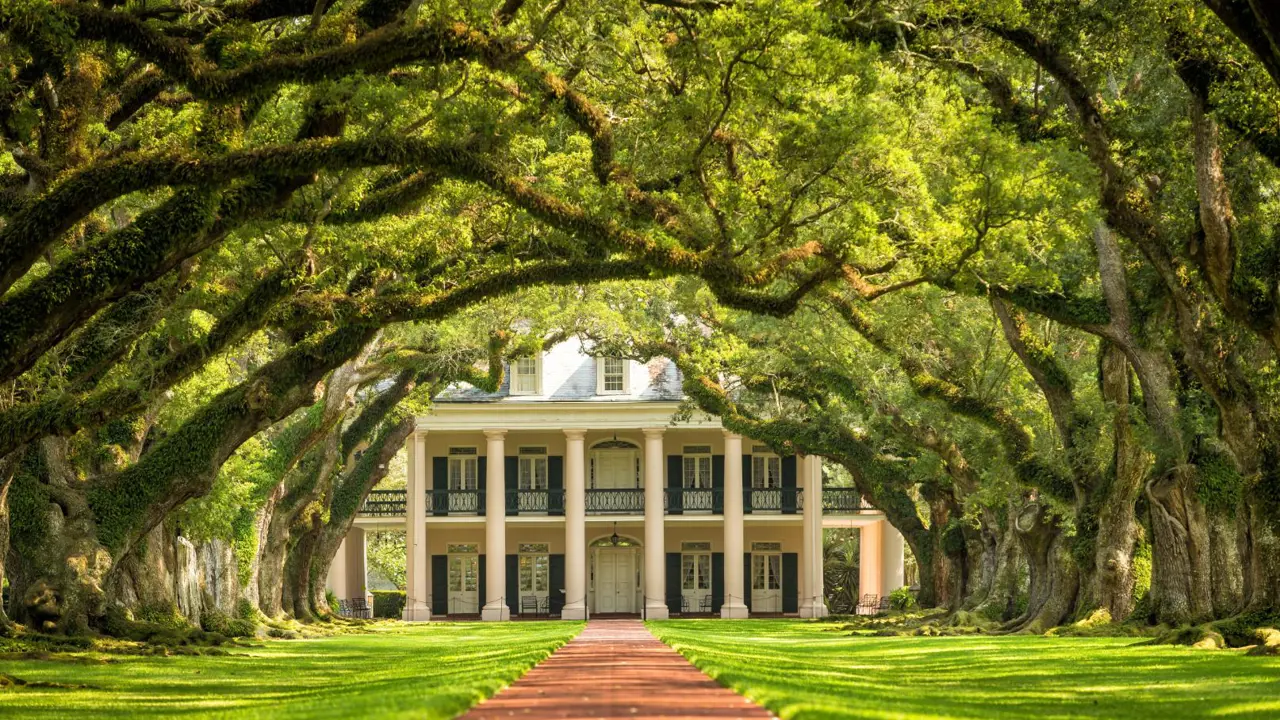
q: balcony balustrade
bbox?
[357,487,870,517]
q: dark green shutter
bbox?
[550,554,565,614]
[478,554,486,614]
[477,457,488,514]
[781,456,797,514]
[506,554,519,614]
[667,455,683,514]
[666,553,682,614]
[432,457,448,515]
[742,454,754,513]
[548,456,564,516]
[744,553,752,612]
[782,553,799,613]
[711,552,724,612]
[505,456,518,516]
[431,555,448,615]
[712,455,725,514]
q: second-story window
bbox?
[518,446,548,490]
[448,447,478,490]
[599,357,627,394]
[682,445,712,489]
[512,356,540,395]
[752,446,781,489]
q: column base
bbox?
[719,602,749,619]
[798,603,829,619]
[402,602,431,622]
[560,602,588,621]
[481,604,511,621]
[644,601,670,620]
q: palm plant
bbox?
[823,530,860,614]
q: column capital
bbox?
[482,429,507,439]
[563,428,587,440]
[722,431,743,441]
[642,427,666,438]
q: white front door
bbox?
[595,548,635,613]
[752,553,782,613]
[448,553,479,614]
[681,552,712,612]
[594,450,635,489]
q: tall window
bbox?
[752,453,781,489]
[512,356,540,395]
[518,446,548,490]
[681,553,711,591]
[448,447,478,490]
[682,445,712,489]
[519,544,550,593]
[752,554,781,590]
[599,357,627,394]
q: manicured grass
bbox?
[0,621,581,719]
[648,619,1280,719]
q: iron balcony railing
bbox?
[505,489,565,515]
[585,488,644,514]
[358,487,870,517]
[359,489,406,516]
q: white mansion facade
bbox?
[328,341,905,620]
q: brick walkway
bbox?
[460,619,774,719]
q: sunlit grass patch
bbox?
[648,619,1280,719]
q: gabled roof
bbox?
[434,339,684,403]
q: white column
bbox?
[721,432,748,618]
[859,519,884,601]
[327,537,349,600]
[403,431,430,621]
[643,428,668,619]
[482,429,509,621]
[562,429,588,620]
[799,454,816,617]
[881,521,906,594]
[809,456,828,617]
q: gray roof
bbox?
[435,339,684,403]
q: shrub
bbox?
[373,590,406,619]
[325,590,340,614]
[888,586,915,611]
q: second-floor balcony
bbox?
[362,487,870,518]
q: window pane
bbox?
[697,555,711,590]
[682,555,695,590]
[752,556,765,589]
[449,558,461,591]
[520,556,533,591]
[683,458,696,487]
[769,555,781,589]
[752,457,764,488]
[535,555,549,591]
[699,457,711,487]
[769,457,781,488]
[535,458,547,489]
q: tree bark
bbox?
[1007,503,1078,633]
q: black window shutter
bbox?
[431,555,448,615]
[504,456,518,516]
[477,457,488,514]
[666,553,682,614]
[432,457,448,516]
[506,554,519,614]
[781,456,797,514]
[712,455,725,514]
[744,553,752,612]
[783,552,799,613]
[666,455,683,514]
[742,454,753,513]
[550,554,565,614]
[478,554,486,613]
[711,552,724,612]
[548,456,564,516]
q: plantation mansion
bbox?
[329,341,905,620]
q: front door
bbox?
[681,552,712,612]
[751,553,782,612]
[595,548,635,613]
[448,553,480,614]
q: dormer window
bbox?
[598,357,628,394]
[512,356,541,395]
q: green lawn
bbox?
[648,620,1280,719]
[0,621,582,719]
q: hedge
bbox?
[373,590,406,619]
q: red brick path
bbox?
[460,619,774,719]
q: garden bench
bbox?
[855,594,879,615]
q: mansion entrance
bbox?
[590,535,641,614]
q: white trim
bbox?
[417,401,722,431]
